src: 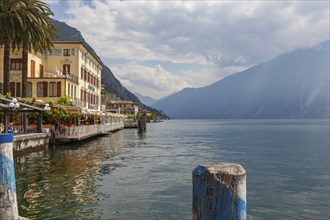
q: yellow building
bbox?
[0,41,102,111]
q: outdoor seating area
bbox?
[0,97,47,134]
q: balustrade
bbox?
[53,121,124,140]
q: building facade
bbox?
[0,41,102,111]
[110,100,139,115]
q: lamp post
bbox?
[42,103,51,132]
[83,109,89,121]
[43,103,51,112]
[8,98,20,111]
[4,98,20,133]
[37,103,51,133]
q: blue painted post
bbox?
[0,133,19,219]
[192,163,246,220]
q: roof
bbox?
[111,100,138,105]
[53,41,103,66]
[0,97,45,112]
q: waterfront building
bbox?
[110,100,139,115]
[0,41,102,111]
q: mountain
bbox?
[153,41,330,119]
[135,93,157,106]
[52,19,169,119]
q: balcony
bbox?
[41,71,79,83]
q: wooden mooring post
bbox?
[0,133,27,220]
[192,163,246,220]
[138,113,147,132]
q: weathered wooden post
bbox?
[0,133,19,219]
[138,113,147,132]
[192,163,246,220]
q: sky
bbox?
[45,0,329,99]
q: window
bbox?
[71,48,76,56]
[10,82,15,96]
[37,82,48,97]
[63,49,70,56]
[10,59,22,70]
[49,82,57,97]
[81,67,84,78]
[16,82,21,97]
[37,82,44,97]
[39,64,44,78]
[68,83,70,95]
[57,82,61,97]
[27,82,32,97]
[9,82,21,97]
[31,60,35,77]
[63,64,70,75]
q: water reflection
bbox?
[15,131,129,219]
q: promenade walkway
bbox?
[52,122,124,143]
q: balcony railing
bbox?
[41,71,79,83]
[71,98,99,110]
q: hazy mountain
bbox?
[135,93,157,106]
[52,19,168,119]
[153,41,330,119]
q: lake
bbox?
[14,119,329,219]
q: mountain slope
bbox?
[153,41,329,119]
[135,93,157,106]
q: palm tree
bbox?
[0,0,56,97]
[20,0,56,98]
[0,0,27,95]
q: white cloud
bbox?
[110,62,191,99]
[51,0,329,99]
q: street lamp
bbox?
[44,103,51,112]
[82,108,89,119]
[8,98,20,110]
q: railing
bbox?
[53,122,124,140]
[41,72,79,83]
[71,99,97,109]
[72,98,84,107]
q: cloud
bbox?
[52,0,329,98]
[110,62,190,99]
[110,61,224,99]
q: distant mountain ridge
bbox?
[135,93,157,106]
[153,41,330,119]
[51,19,169,119]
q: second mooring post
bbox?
[0,133,19,219]
[192,163,246,220]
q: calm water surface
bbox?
[15,119,330,219]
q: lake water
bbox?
[14,119,329,219]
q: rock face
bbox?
[52,19,168,119]
[153,41,330,119]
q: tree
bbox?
[0,0,56,96]
[0,0,27,94]
[21,0,56,98]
